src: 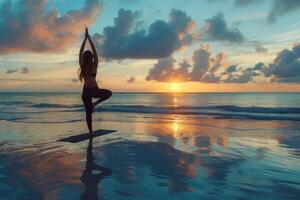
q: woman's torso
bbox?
[83,64,98,88]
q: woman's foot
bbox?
[92,99,103,113]
[92,101,98,113]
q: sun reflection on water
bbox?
[172,119,180,138]
[172,95,179,108]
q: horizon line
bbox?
[1,91,300,94]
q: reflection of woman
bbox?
[80,137,111,200]
[79,28,112,134]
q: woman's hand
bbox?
[85,27,98,66]
[85,28,90,39]
[80,28,88,66]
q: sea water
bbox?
[0,93,299,199]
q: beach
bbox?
[0,93,300,199]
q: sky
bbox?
[0,0,300,92]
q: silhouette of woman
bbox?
[79,28,112,134]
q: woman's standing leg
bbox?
[82,92,93,133]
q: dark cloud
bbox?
[146,46,227,83]
[255,45,268,53]
[175,60,192,81]
[146,43,300,84]
[221,44,300,84]
[21,67,29,74]
[221,62,264,84]
[0,0,101,54]
[203,13,245,43]
[207,0,260,6]
[127,76,136,84]
[228,44,300,83]
[234,0,261,7]
[94,9,194,59]
[189,47,211,81]
[223,68,258,83]
[262,44,300,83]
[146,57,180,82]
[254,62,265,70]
[189,47,228,83]
[208,0,300,22]
[70,78,79,83]
[207,0,222,3]
[6,69,18,74]
[268,0,300,22]
[5,67,30,74]
[146,44,284,84]
[225,65,237,73]
[0,78,43,82]
[71,78,79,83]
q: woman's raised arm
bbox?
[79,32,87,66]
[86,28,99,66]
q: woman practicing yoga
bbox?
[79,28,112,134]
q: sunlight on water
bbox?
[172,95,179,107]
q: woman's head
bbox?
[79,50,94,82]
[83,50,94,66]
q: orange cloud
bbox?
[0,0,102,54]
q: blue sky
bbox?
[0,0,300,92]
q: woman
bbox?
[79,28,112,134]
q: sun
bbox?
[170,82,181,92]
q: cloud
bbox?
[268,0,300,22]
[21,67,29,74]
[127,76,136,84]
[203,13,245,43]
[218,43,300,84]
[70,78,79,83]
[146,45,228,83]
[207,0,260,7]
[255,45,268,53]
[254,62,265,70]
[189,46,223,82]
[223,68,258,83]
[0,0,102,54]
[146,43,300,84]
[0,78,44,82]
[189,47,211,81]
[209,0,300,22]
[226,44,300,84]
[5,67,30,74]
[262,44,300,83]
[94,9,194,59]
[234,0,261,7]
[146,57,179,82]
[6,69,18,74]
[145,44,282,84]
[225,65,237,73]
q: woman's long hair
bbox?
[79,50,94,82]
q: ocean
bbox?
[0,93,300,199]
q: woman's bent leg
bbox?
[92,89,112,107]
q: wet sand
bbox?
[1,110,299,199]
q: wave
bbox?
[96,105,300,121]
[3,102,300,121]
[209,105,300,114]
[98,105,300,114]
[31,103,82,109]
